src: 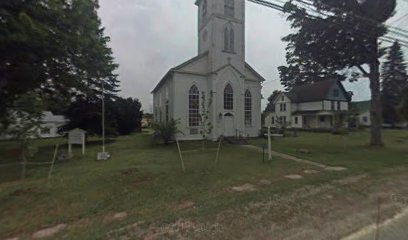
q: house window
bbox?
[244,90,252,126]
[337,101,341,110]
[280,103,286,112]
[165,100,169,122]
[331,101,335,110]
[363,116,368,123]
[41,127,51,135]
[224,0,234,17]
[224,27,234,52]
[294,117,298,124]
[333,89,339,97]
[189,85,200,127]
[271,117,275,125]
[320,116,325,122]
[224,84,233,110]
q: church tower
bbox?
[196,0,246,73]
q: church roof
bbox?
[151,52,265,93]
[151,52,209,93]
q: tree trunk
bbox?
[369,59,384,147]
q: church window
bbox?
[165,100,169,122]
[229,28,235,52]
[202,0,208,23]
[224,84,233,110]
[189,85,200,127]
[224,26,235,52]
[224,0,235,17]
[244,90,252,126]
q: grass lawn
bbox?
[0,129,407,239]
[0,131,326,239]
[250,129,408,175]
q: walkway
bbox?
[243,145,328,169]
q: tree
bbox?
[152,119,181,145]
[0,0,119,127]
[381,41,408,125]
[282,0,396,146]
[278,53,346,91]
[264,90,281,113]
[113,98,143,135]
[398,85,408,121]
[63,96,118,136]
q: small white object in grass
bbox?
[304,169,319,174]
[97,152,110,161]
[325,166,347,171]
[32,224,67,239]
[285,174,303,180]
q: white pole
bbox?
[102,80,105,153]
[268,126,272,161]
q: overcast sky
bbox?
[98,0,408,112]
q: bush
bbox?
[151,119,181,144]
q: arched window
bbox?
[224,0,235,17]
[245,90,252,126]
[202,0,208,23]
[224,27,229,51]
[189,85,200,127]
[224,84,233,110]
[165,100,169,123]
[224,26,234,52]
[229,28,234,52]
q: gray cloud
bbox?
[98,0,408,112]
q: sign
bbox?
[68,128,86,155]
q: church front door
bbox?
[223,114,235,137]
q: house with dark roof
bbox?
[264,80,351,129]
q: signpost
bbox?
[68,128,86,156]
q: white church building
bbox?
[152,0,265,140]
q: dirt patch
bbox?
[232,184,257,192]
[32,224,67,239]
[325,166,347,171]
[104,212,128,223]
[303,169,320,174]
[335,174,367,185]
[258,179,272,185]
[284,174,303,180]
[171,201,196,211]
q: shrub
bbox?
[151,119,181,144]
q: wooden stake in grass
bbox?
[214,136,223,167]
[47,144,59,185]
[176,139,185,172]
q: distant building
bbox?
[351,101,371,127]
[152,0,265,140]
[39,111,69,138]
[264,80,351,129]
[0,111,68,140]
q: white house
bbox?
[351,101,371,127]
[0,111,68,140]
[152,0,265,140]
[39,111,69,138]
[265,80,351,129]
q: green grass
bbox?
[0,129,407,239]
[250,129,408,174]
[0,131,320,239]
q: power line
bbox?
[247,0,408,48]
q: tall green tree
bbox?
[0,0,119,127]
[399,85,408,121]
[282,0,396,146]
[278,52,346,91]
[381,41,408,125]
[113,98,143,135]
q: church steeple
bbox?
[196,0,245,71]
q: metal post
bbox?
[102,80,105,153]
[268,126,272,161]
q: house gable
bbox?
[325,81,350,101]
